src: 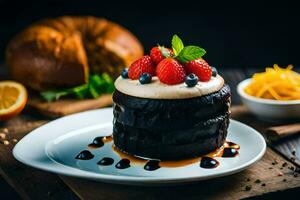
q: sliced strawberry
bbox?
[128,55,155,80]
[150,47,173,64]
[185,59,212,82]
[156,58,186,85]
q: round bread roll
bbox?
[6,16,143,91]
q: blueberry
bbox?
[211,66,218,77]
[185,73,199,87]
[121,68,129,78]
[139,73,152,84]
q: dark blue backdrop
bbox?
[0,0,299,68]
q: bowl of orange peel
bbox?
[237,64,300,120]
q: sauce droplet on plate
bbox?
[97,157,114,166]
[75,150,94,160]
[115,158,130,169]
[222,147,239,157]
[144,160,160,171]
[88,136,113,149]
[88,137,104,148]
[200,157,219,168]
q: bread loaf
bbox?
[6,16,143,91]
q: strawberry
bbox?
[156,58,186,85]
[185,59,212,82]
[150,47,173,64]
[128,55,156,80]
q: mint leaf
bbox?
[159,46,172,58]
[72,84,89,99]
[41,90,71,102]
[89,84,100,98]
[40,73,114,102]
[172,35,184,56]
[177,46,206,63]
[89,73,114,94]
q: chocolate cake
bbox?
[112,34,231,160]
[113,75,231,160]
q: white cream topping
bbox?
[114,75,224,99]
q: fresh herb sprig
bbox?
[161,34,206,63]
[41,73,114,102]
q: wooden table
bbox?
[1,65,300,199]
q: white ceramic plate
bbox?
[13,108,266,185]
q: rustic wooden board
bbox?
[0,176,21,199]
[28,94,113,118]
[231,105,300,167]
[274,138,300,167]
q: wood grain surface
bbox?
[28,94,113,118]
[230,105,300,167]
[266,123,300,142]
[0,122,79,200]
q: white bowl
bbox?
[237,79,300,120]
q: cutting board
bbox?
[27,94,113,118]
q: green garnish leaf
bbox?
[171,34,184,56]
[40,73,115,102]
[89,84,100,98]
[72,84,89,99]
[40,90,70,102]
[177,45,206,63]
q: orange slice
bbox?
[0,81,27,120]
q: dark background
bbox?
[0,0,299,69]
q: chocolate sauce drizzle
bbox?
[88,137,104,148]
[115,159,131,169]
[88,136,113,149]
[75,150,94,160]
[200,157,219,168]
[76,139,240,170]
[144,160,161,171]
[222,147,239,157]
[97,157,114,166]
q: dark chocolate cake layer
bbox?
[112,84,231,160]
[113,84,230,131]
[113,112,229,160]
